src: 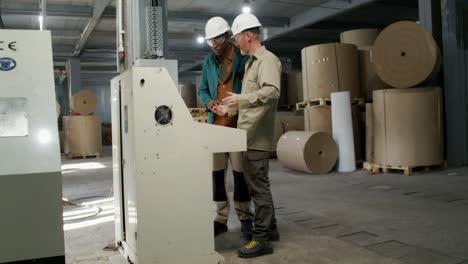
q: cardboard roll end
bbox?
[70,89,98,115]
[373,21,440,89]
[277,131,337,175]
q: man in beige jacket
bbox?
[223,13,281,258]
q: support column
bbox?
[441,0,468,166]
[66,58,81,114]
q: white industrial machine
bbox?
[111,66,246,264]
[0,30,64,263]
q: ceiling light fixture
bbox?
[242,0,251,14]
[196,35,204,44]
[38,15,44,30]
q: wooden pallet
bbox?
[193,117,208,123]
[296,97,365,111]
[67,153,101,159]
[363,161,447,176]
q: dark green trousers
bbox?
[242,150,277,242]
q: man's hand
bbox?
[212,104,228,116]
[222,92,239,107]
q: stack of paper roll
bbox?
[365,21,443,166]
[372,87,443,167]
[277,131,338,174]
[301,43,361,100]
[179,84,198,108]
[64,89,102,158]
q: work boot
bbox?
[241,221,253,241]
[237,240,273,258]
[214,221,228,237]
[270,225,280,241]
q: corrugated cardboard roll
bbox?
[359,47,390,101]
[179,84,198,108]
[63,115,102,156]
[331,92,356,172]
[301,43,360,100]
[282,115,304,132]
[365,103,374,162]
[304,105,362,162]
[287,72,303,106]
[373,21,440,88]
[70,89,97,115]
[277,131,338,174]
[340,29,380,48]
[373,87,444,167]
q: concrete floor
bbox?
[62,147,468,264]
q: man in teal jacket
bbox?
[198,17,253,240]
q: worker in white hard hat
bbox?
[197,16,254,240]
[223,13,281,258]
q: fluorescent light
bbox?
[196,35,204,44]
[38,15,44,30]
[242,5,251,14]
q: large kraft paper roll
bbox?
[179,84,198,108]
[287,72,303,106]
[359,47,389,101]
[365,103,374,163]
[340,29,380,48]
[63,115,102,156]
[373,21,440,88]
[305,105,362,162]
[277,131,338,174]
[373,87,444,167]
[301,43,360,100]
[71,89,97,115]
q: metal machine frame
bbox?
[111,66,246,264]
[0,30,64,263]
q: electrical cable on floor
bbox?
[63,195,112,223]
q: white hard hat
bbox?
[231,13,262,36]
[205,17,230,39]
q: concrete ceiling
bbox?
[0,0,419,80]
